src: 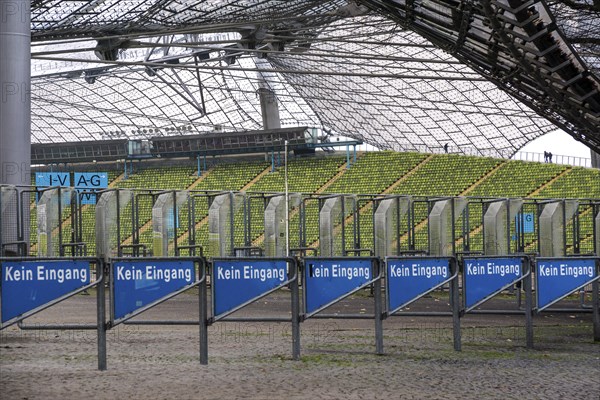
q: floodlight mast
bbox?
[285,140,290,257]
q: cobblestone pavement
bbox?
[1,291,599,399]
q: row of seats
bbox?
[24,152,599,257]
[323,151,428,195]
[391,154,502,197]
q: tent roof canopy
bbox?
[29,0,600,156]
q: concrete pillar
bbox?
[264,193,300,257]
[258,87,281,130]
[1,0,31,254]
[591,149,600,169]
[483,199,523,255]
[539,200,578,257]
[428,197,467,256]
[256,59,280,130]
[595,207,599,256]
[319,195,356,257]
[374,196,411,257]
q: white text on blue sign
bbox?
[217,265,286,282]
[538,263,594,278]
[309,263,370,280]
[466,260,520,277]
[116,265,192,283]
[389,262,448,278]
[3,265,88,283]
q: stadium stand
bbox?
[323,152,429,195]
[23,152,600,257]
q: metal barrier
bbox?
[1,253,598,368]
[462,255,534,348]
[210,257,300,360]
[109,256,208,364]
[302,256,384,355]
[384,256,461,351]
[2,183,598,261]
[0,257,107,370]
[2,181,599,366]
[535,257,600,341]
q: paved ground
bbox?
[1,289,599,399]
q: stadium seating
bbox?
[250,155,346,194]
[22,152,600,257]
[323,151,428,195]
[468,160,568,198]
[174,160,270,256]
[532,167,600,254]
[533,167,600,199]
[390,154,502,197]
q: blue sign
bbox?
[112,260,195,321]
[1,260,91,324]
[35,172,72,203]
[386,257,451,313]
[35,172,70,188]
[536,258,598,310]
[212,259,288,318]
[516,213,534,234]
[304,258,373,315]
[74,172,108,205]
[166,207,179,239]
[464,257,523,310]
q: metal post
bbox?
[229,191,234,256]
[346,145,350,169]
[524,259,534,348]
[593,277,599,342]
[341,196,346,256]
[291,258,300,360]
[199,260,209,364]
[374,259,384,354]
[58,187,63,256]
[284,140,290,257]
[271,150,275,172]
[97,259,107,370]
[197,155,201,176]
[451,258,462,351]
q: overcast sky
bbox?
[519,130,592,158]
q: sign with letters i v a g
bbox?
[35,172,71,203]
[212,259,288,318]
[1,260,91,325]
[304,258,373,315]
[112,260,195,322]
[35,172,70,188]
[536,258,598,311]
[74,172,108,205]
[386,257,450,313]
[464,257,523,310]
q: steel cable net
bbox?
[268,16,555,156]
[31,60,320,142]
[30,1,344,40]
[358,0,600,152]
[547,1,600,76]
[28,0,598,155]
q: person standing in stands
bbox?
[544,151,548,162]
[548,152,553,163]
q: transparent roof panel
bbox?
[29,0,600,155]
